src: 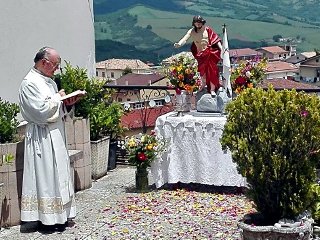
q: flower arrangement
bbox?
[165,55,202,93]
[124,131,166,169]
[231,57,268,94]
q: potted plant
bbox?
[0,98,24,227]
[59,63,125,179]
[102,102,125,171]
[220,86,319,239]
[59,63,108,187]
[89,101,124,178]
[124,131,166,192]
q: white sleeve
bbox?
[19,82,62,124]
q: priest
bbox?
[18,47,83,231]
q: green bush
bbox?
[59,62,107,118]
[221,86,320,224]
[90,102,125,141]
[0,98,19,143]
[59,63,125,141]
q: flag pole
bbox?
[222,24,232,97]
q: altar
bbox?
[150,111,247,188]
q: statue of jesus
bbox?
[174,15,223,95]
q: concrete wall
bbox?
[0,0,95,104]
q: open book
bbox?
[60,90,86,101]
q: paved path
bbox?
[0,166,254,240]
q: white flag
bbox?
[222,26,232,95]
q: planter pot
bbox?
[135,167,149,192]
[108,140,117,171]
[0,141,24,227]
[238,213,313,240]
[0,182,3,229]
[65,117,92,191]
[91,136,110,180]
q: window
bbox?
[155,100,163,106]
[111,72,115,78]
[134,103,144,109]
[102,72,105,78]
[96,71,98,77]
[316,59,319,63]
[118,98,122,102]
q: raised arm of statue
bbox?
[174,28,192,48]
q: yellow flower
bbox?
[128,139,136,147]
[146,144,153,150]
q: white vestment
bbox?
[18,68,76,225]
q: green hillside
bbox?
[94,3,320,63]
[129,6,320,51]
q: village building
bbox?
[95,59,151,80]
[265,61,299,80]
[256,46,290,61]
[298,54,320,83]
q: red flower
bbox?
[137,152,147,162]
[235,76,247,85]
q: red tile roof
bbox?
[229,48,262,58]
[107,73,166,86]
[266,61,298,73]
[257,46,288,54]
[121,106,173,129]
[96,59,150,70]
[259,79,320,90]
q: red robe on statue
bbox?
[191,26,221,93]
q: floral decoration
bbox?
[231,57,268,94]
[124,131,166,169]
[165,55,202,93]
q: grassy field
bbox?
[127,5,320,52]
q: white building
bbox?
[0,0,95,103]
[96,59,151,80]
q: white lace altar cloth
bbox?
[150,111,247,188]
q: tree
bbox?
[123,66,132,75]
[272,34,282,42]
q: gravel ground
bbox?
[0,166,256,240]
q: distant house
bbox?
[229,48,262,63]
[256,46,289,61]
[95,59,151,80]
[106,72,172,104]
[106,72,174,135]
[281,44,297,57]
[265,61,299,79]
[286,51,316,64]
[298,54,320,83]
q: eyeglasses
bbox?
[43,57,61,68]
